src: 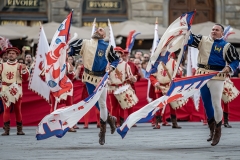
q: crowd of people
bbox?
[0,22,239,147]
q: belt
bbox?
[160,83,170,86]
[84,68,106,77]
[2,82,21,86]
[110,82,128,87]
[197,64,225,71]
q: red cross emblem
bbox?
[9,86,18,96]
[6,72,14,80]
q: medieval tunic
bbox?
[108,59,134,93]
[150,58,187,110]
[189,35,239,80]
[69,38,119,86]
[69,38,120,123]
[188,34,240,125]
[0,60,29,107]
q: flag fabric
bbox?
[108,19,116,48]
[29,26,50,102]
[187,46,200,110]
[91,18,96,37]
[36,73,109,140]
[117,72,218,138]
[147,18,160,103]
[45,11,73,101]
[125,30,141,53]
[146,11,195,77]
[223,25,235,41]
[0,36,12,50]
[150,18,159,56]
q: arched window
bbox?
[169,0,215,24]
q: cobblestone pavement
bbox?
[0,122,240,160]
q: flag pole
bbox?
[146,17,159,103]
[54,97,58,111]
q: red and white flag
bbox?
[45,11,73,101]
[29,26,50,102]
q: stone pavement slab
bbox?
[0,122,240,160]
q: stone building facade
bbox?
[47,0,240,29]
[0,0,239,29]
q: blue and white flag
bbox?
[117,72,218,138]
[36,73,109,140]
[146,11,195,77]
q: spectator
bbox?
[25,53,34,74]
[21,46,31,59]
[129,55,135,62]
[0,50,8,63]
[143,53,150,62]
[141,60,148,78]
[18,58,25,64]
[134,58,144,78]
[67,55,75,69]
[134,51,143,60]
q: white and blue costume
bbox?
[69,38,119,122]
[188,34,239,124]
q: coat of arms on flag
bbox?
[45,11,73,101]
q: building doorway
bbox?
[169,0,215,24]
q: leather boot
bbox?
[2,121,10,136]
[153,116,161,129]
[68,127,77,132]
[16,121,25,135]
[171,114,181,129]
[107,114,116,134]
[223,112,232,128]
[99,119,106,145]
[120,117,124,126]
[207,118,215,141]
[211,121,222,146]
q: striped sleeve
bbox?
[225,44,240,63]
[68,39,83,56]
[225,44,240,72]
[107,45,120,69]
[188,34,202,48]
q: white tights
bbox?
[207,80,224,123]
[98,87,108,122]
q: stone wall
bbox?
[49,0,240,29]
[49,0,82,27]
[130,0,164,25]
[225,0,240,29]
[49,0,164,27]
